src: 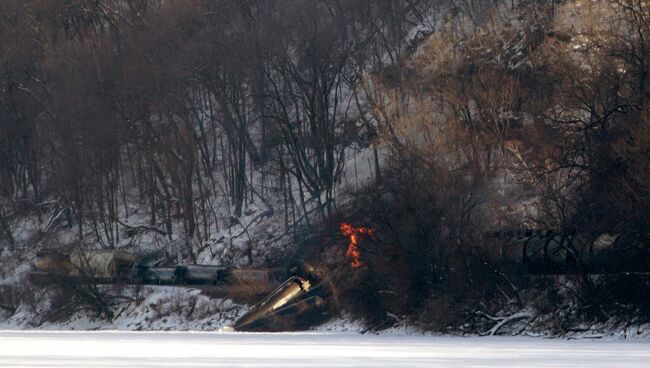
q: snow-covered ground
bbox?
[0,286,247,331]
[0,331,648,368]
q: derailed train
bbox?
[31,249,285,286]
[30,250,332,331]
[30,229,646,331]
[229,261,332,332]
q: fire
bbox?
[340,223,373,268]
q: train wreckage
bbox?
[28,227,647,331]
[30,250,332,331]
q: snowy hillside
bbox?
[2,0,650,339]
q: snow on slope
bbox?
[0,286,246,331]
[1,331,649,368]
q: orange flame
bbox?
[340,223,373,268]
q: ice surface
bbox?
[0,331,649,367]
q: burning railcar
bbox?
[228,224,375,331]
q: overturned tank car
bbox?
[231,261,333,332]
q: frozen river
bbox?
[0,330,649,367]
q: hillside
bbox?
[1,0,650,335]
